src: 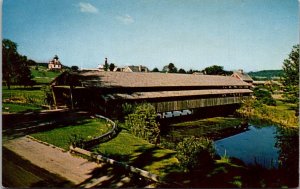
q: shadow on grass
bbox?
[77,163,153,188]
[2,110,91,139]
[160,156,299,188]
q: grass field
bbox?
[2,86,46,113]
[30,117,179,178]
[30,66,61,84]
[31,118,111,150]
[2,103,42,113]
[92,130,179,177]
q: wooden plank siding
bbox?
[152,96,250,112]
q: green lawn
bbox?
[31,118,111,150]
[92,130,179,177]
[2,103,42,113]
[275,99,297,113]
[31,118,179,178]
[30,66,61,84]
[2,86,45,105]
[166,117,243,139]
[2,85,48,113]
[171,117,242,128]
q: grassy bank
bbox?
[31,118,111,150]
[160,117,244,148]
[92,130,179,178]
[2,103,42,113]
[30,118,179,178]
[2,86,47,113]
[30,66,61,84]
[237,99,298,128]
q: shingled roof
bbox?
[68,70,251,88]
[232,70,253,82]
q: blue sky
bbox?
[3,0,298,71]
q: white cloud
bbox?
[78,2,99,14]
[116,14,134,25]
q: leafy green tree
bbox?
[125,103,160,146]
[253,87,276,106]
[282,44,299,104]
[104,58,109,71]
[152,67,159,72]
[187,69,199,74]
[109,63,115,71]
[42,85,54,107]
[163,63,177,73]
[203,65,226,75]
[178,68,186,74]
[176,136,215,171]
[71,66,79,71]
[2,39,35,89]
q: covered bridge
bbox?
[50,71,252,118]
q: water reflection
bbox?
[215,125,280,168]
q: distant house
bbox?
[123,65,149,72]
[231,69,253,84]
[48,55,62,70]
[113,66,125,72]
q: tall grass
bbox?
[237,99,298,128]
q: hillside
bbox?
[30,65,63,84]
[248,70,283,80]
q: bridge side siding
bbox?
[153,96,251,112]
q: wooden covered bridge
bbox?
[50,71,252,118]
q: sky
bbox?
[2,0,299,72]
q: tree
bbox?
[163,63,177,73]
[178,68,186,74]
[104,58,109,71]
[2,39,35,89]
[125,103,160,146]
[202,65,226,75]
[71,66,79,71]
[152,67,159,72]
[176,136,215,171]
[282,44,299,104]
[253,87,276,106]
[109,63,115,71]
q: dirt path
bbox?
[3,136,153,188]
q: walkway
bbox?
[3,137,152,188]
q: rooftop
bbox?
[60,70,252,88]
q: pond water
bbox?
[162,120,298,171]
[214,125,280,168]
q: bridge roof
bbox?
[66,70,251,88]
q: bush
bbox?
[42,86,54,106]
[125,103,160,145]
[68,134,86,148]
[253,88,276,106]
[176,136,215,171]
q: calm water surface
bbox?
[215,125,280,168]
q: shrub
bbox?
[253,88,276,106]
[42,86,54,106]
[68,134,86,148]
[176,136,215,171]
[125,103,160,145]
